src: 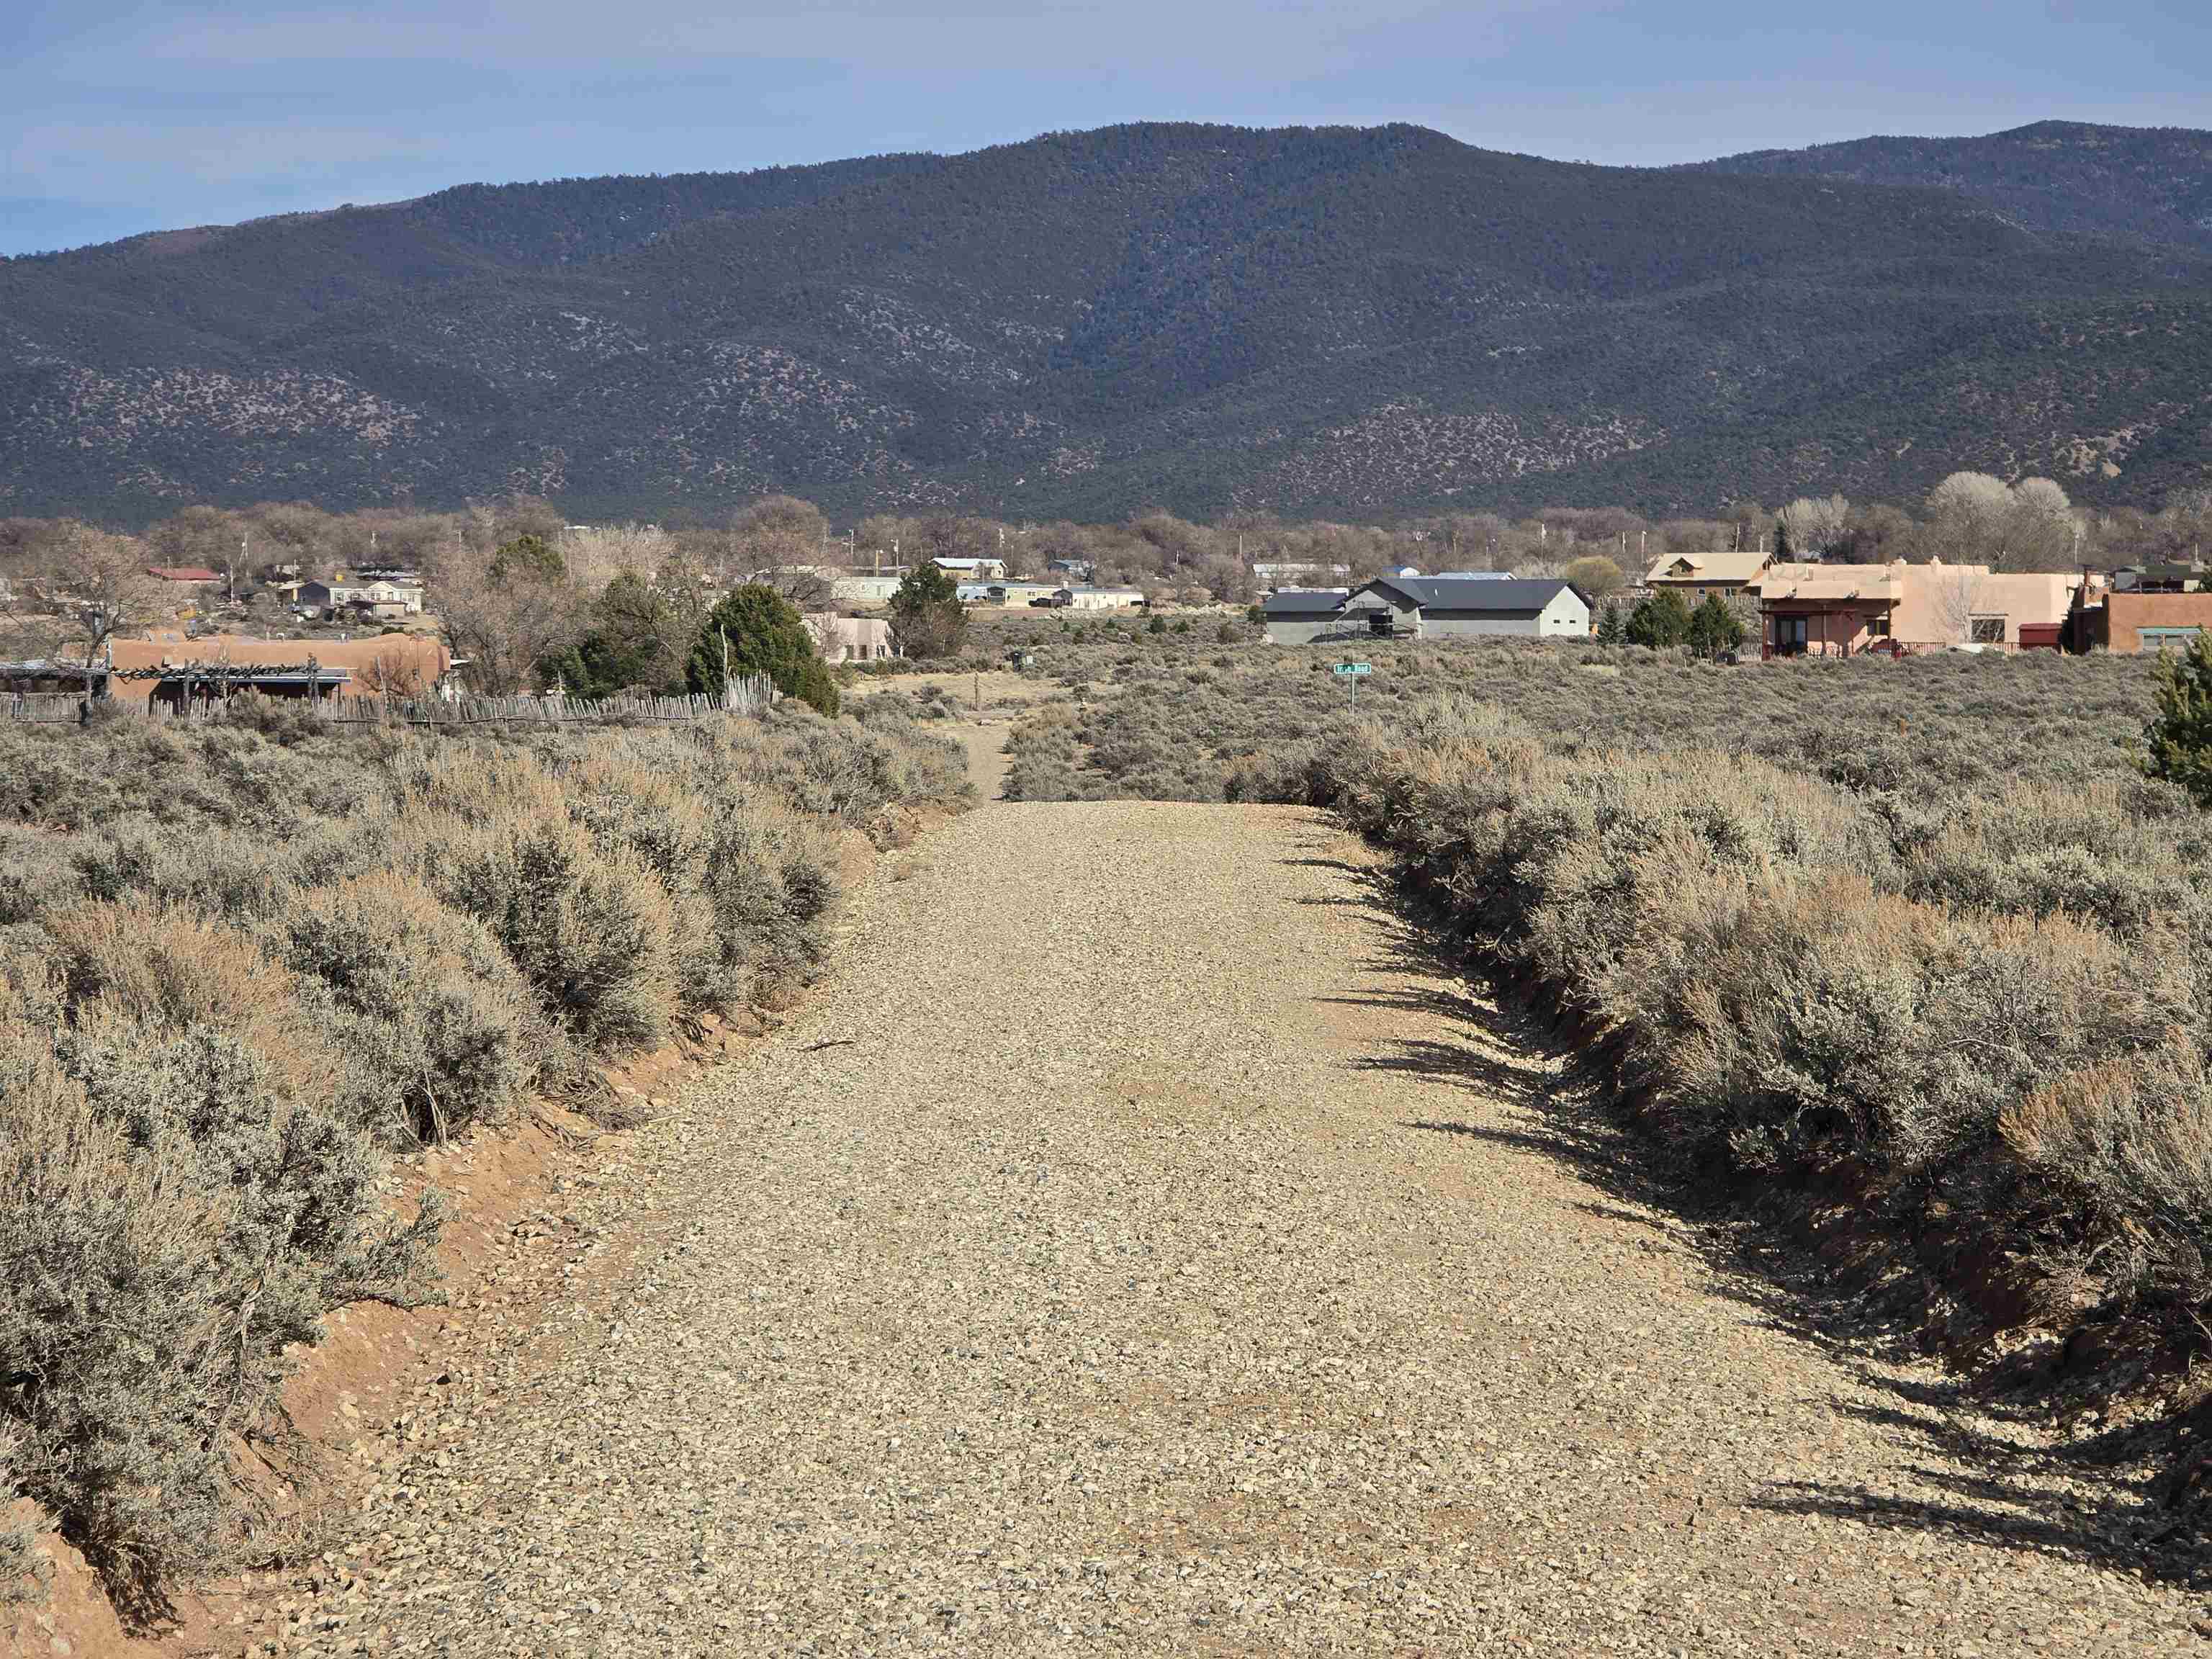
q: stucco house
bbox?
[1751,559,2074,657]
[804,613,896,663]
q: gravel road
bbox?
[230,804,2208,1657]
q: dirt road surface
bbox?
[230,804,2206,1656]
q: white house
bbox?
[1057,586,1146,611]
[830,574,905,606]
[804,613,897,664]
[1263,577,1590,643]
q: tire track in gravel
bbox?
[238,804,2208,1657]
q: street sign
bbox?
[1331,662,1372,676]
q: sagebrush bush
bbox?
[1258,691,2212,1401]
[280,871,544,1141]
[0,701,970,1613]
[0,980,438,1614]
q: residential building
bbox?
[930,556,1007,580]
[830,574,905,606]
[1259,590,1354,645]
[1643,550,1772,595]
[2075,585,2212,653]
[1262,577,1590,643]
[957,580,1061,607]
[1045,558,1094,582]
[297,577,423,618]
[804,613,896,664]
[1340,576,1591,640]
[1750,559,2074,657]
[1056,586,1146,611]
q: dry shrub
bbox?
[280,871,544,1141]
[39,899,344,1105]
[396,799,678,1056]
[0,979,438,1614]
[1288,691,2212,1389]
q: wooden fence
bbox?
[4,692,93,724]
[314,679,777,727]
[6,677,778,727]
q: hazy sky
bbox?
[8,0,2211,256]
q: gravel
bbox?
[220,803,2211,1656]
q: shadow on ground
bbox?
[1287,848,2212,1594]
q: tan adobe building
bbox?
[1750,560,2074,657]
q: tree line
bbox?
[5,474,2207,697]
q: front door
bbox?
[1774,615,1808,656]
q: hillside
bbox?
[1697,120,2212,254]
[4,121,2210,524]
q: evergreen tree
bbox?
[1624,588,1693,649]
[889,561,968,659]
[685,583,839,715]
[1685,593,1748,660]
[1594,605,1627,644]
[2141,631,2212,806]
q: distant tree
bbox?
[1624,588,1693,649]
[1684,593,1748,660]
[887,560,967,660]
[685,583,837,714]
[1594,605,1627,644]
[552,570,690,698]
[1562,554,1625,603]
[439,534,583,693]
[42,523,159,666]
[2141,631,2212,806]
[1778,495,1849,559]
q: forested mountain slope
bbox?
[5,121,2208,523]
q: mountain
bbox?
[4,121,2210,526]
[1696,120,2212,255]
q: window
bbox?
[1969,616,2006,645]
[1367,611,1393,637]
[1773,615,1809,655]
[1867,612,1891,639]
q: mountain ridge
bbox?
[5,119,2208,524]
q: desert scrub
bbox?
[0,700,971,1615]
[0,971,440,1615]
[1267,696,2212,1416]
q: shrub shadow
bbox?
[1328,866,2212,1593]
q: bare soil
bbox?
[92,802,2208,1657]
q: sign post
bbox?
[1331,660,1372,708]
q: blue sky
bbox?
[7,1,2211,256]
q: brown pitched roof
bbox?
[145,566,222,583]
[1644,550,1771,585]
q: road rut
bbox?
[238,804,2205,1656]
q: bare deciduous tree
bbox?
[41,523,159,665]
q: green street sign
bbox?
[1332,662,1372,675]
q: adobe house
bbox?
[1751,560,2074,657]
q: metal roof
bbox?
[1356,577,1578,612]
[1261,590,1349,615]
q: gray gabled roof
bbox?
[1354,577,1578,613]
[1261,590,1349,616]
